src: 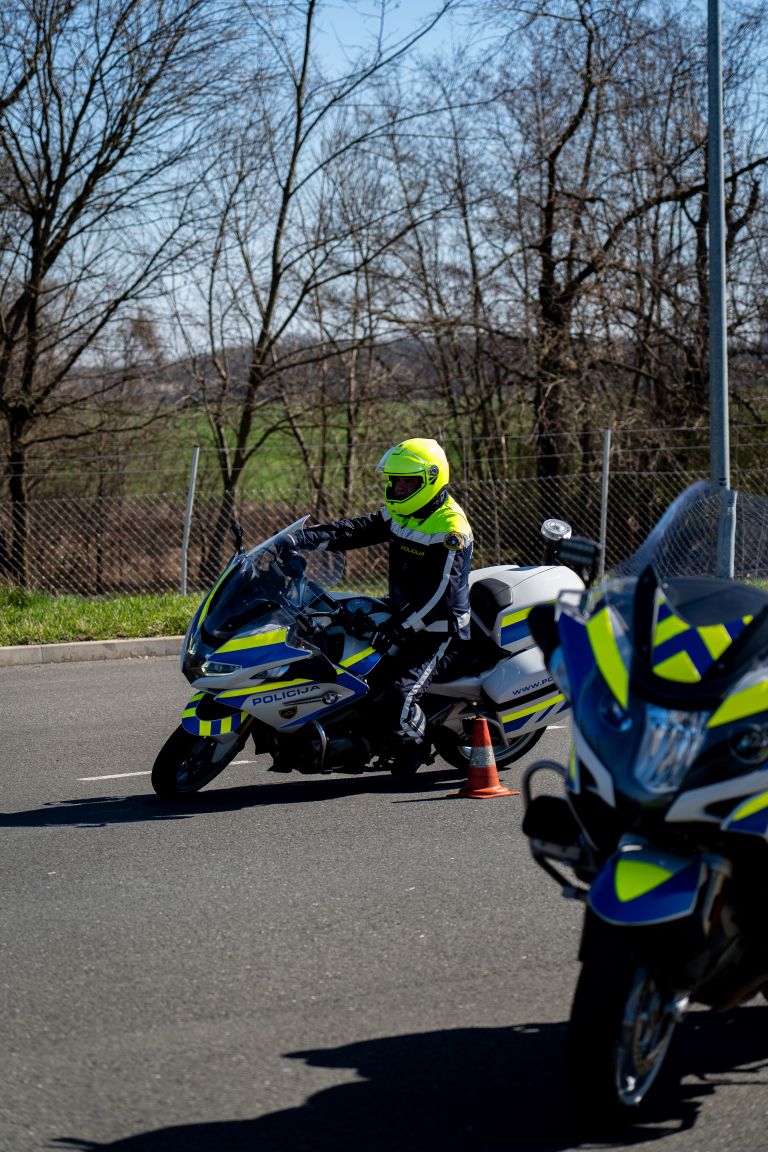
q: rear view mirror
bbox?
[556,536,602,586]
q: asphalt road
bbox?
[2,657,768,1152]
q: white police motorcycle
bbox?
[152,517,585,796]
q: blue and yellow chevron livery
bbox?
[651,589,752,685]
[182,693,248,737]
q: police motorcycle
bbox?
[151,515,585,797]
[522,481,768,1125]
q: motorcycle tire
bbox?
[433,723,544,773]
[566,915,683,1127]
[151,724,246,798]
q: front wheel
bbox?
[566,918,688,1126]
[151,724,246,798]
[433,721,544,773]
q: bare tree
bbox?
[173,0,458,577]
[487,0,768,483]
[380,51,525,484]
[0,0,233,582]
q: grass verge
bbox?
[0,587,201,647]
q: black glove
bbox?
[275,535,307,578]
[371,619,406,655]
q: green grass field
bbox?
[0,586,201,647]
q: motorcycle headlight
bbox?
[634,706,708,794]
[200,659,242,676]
[260,663,291,679]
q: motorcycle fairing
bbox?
[195,672,364,731]
[339,644,381,678]
[213,626,309,669]
[557,610,604,696]
[570,725,616,805]
[182,693,249,737]
[588,848,707,926]
[651,588,754,685]
[708,674,768,728]
[721,790,768,838]
[584,605,630,709]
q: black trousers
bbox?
[369,632,452,743]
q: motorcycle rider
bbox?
[279,437,473,773]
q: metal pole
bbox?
[598,428,611,581]
[181,445,200,595]
[708,0,730,492]
[717,486,737,580]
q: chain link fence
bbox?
[2,433,768,596]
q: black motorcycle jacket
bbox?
[293,490,473,638]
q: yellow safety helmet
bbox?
[375,438,450,517]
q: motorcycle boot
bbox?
[387,724,438,778]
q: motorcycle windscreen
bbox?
[588,848,707,926]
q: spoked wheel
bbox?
[433,721,545,773]
[566,917,688,1127]
[151,724,247,798]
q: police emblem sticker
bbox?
[444,531,464,551]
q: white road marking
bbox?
[79,771,151,780]
[78,758,259,782]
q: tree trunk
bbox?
[8,438,28,587]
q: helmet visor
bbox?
[388,475,423,503]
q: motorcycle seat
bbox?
[469,577,516,632]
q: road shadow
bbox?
[50,1008,768,1152]
[0,766,467,828]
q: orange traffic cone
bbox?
[454,717,519,798]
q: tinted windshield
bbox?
[200,518,345,641]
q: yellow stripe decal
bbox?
[730,791,768,822]
[708,681,768,728]
[217,678,312,699]
[698,623,736,660]
[501,694,564,723]
[654,614,689,646]
[341,647,376,667]
[218,629,287,654]
[615,859,673,903]
[586,608,629,709]
[501,607,532,628]
[653,650,701,683]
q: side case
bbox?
[469,564,584,655]
[483,646,569,737]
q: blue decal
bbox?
[588,852,706,926]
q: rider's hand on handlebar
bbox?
[370,620,406,655]
[275,538,307,579]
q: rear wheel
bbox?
[566,918,687,1127]
[151,724,246,798]
[433,721,544,773]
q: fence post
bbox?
[181,445,200,595]
[598,428,611,581]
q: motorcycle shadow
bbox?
[0,766,467,828]
[52,1009,768,1152]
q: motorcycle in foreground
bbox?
[522,481,768,1125]
[151,515,585,797]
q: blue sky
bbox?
[315,1,461,74]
